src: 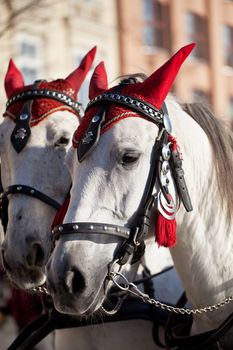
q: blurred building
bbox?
[0,0,120,112]
[117,0,233,122]
[0,0,233,122]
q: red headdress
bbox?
[73,43,195,145]
[4,46,97,126]
[72,44,195,248]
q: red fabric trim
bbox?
[155,212,177,248]
[8,288,43,329]
[168,134,183,160]
[5,79,80,127]
[72,105,144,148]
[52,193,70,228]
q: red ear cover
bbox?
[5,59,25,98]
[135,43,195,109]
[65,46,97,95]
[89,61,108,100]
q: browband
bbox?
[6,89,82,115]
[86,93,164,126]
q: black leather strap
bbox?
[6,89,81,115]
[77,107,106,162]
[0,184,61,234]
[11,99,32,153]
[7,313,50,350]
[165,293,233,350]
[86,93,164,126]
[52,222,130,245]
[7,297,168,350]
[169,148,193,212]
[1,185,60,210]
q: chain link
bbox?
[32,285,50,295]
[31,271,233,315]
[109,271,233,315]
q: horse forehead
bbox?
[41,110,79,134]
[111,117,157,145]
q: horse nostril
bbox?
[66,268,86,295]
[17,214,22,221]
[26,243,45,267]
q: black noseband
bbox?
[0,184,61,234]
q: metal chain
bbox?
[31,270,233,315]
[109,271,233,315]
[100,297,125,316]
[32,285,50,295]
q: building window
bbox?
[222,25,233,67]
[20,42,37,58]
[185,12,209,61]
[192,89,211,107]
[143,0,171,51]
[21,68,38,84]
[15,34,43,84]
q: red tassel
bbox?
[155,211,177,247]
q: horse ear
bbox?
[137,43,195,110]
[89,61,108,100]
[5,59,25,98]
[65,46,97,95]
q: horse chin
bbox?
[7,268,46,290]
[51,283,105,316]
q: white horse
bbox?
[0,48,96,350]
[46,43,233,349]
[1,51,174,350]
[0,47,96,290]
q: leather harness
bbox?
[0,81,81,233]
[3,78,233,349]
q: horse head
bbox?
[46,44,195,316]
[1,47,96,289]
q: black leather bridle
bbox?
[0,184,61,233]
[0,80,81,233]
[52,78,192,265]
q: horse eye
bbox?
[121,152,140,166]
[55,136,70,147]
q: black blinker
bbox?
[11,100,32,153]
[77,107,106,162]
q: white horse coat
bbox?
[47,45,233,350]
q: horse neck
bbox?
[166,98,233,332]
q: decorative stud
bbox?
[73,224,79,230]
[162,145,171,161]
[90,225,94,230]
[58,226,63,232]
[19,113,28,121]
[30,189,35,194]
[104,225,107,231]
[82,131,93,144]
[14,128,27,140]
[17,186,22,191]
[92,115,100,123]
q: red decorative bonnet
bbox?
[72,44,195,248]
[4,46,97,126]
[73,43,195,145]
